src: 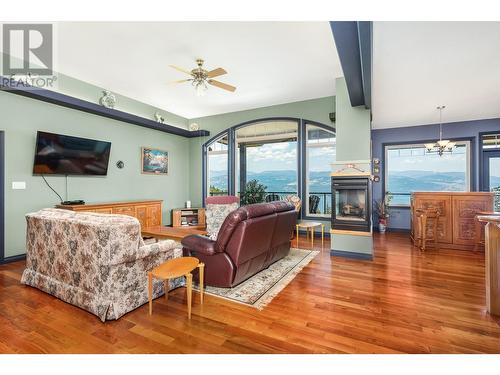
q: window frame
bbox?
[304,122,336,218]
[203,130,230,199]
[480,131,500,191]
[383,139,473,208]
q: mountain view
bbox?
[210,169,500,209]
[209,170,331,193]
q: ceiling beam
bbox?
[330,21,372,109]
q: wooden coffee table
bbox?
[148,256,204,319]
[142,226,207,242]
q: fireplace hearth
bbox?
[331,176,371,232]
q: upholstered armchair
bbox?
[285,195,302,214]
[21,208,183,321]
[205,195,240,240]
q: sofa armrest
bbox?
[131,239,181,264]
[181,235,216,256]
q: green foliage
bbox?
[374,192,393,221]
[209,185,226,195]
[240,179,267,205]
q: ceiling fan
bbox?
[169,58,236,96]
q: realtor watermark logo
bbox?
[1,23,58,89]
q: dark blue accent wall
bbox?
[372,118,500,230]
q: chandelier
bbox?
[425,105,456,156]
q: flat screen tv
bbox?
[33,131,112,176]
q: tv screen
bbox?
[33,131,112,176]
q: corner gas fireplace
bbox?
[331,176,371,232]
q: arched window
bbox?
[202,118,336,221]
[235,120,299,201]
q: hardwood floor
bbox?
[1,232,499,354]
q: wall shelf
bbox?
[0,77,210,139]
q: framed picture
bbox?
[141,147,169,175]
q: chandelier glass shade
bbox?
[424,105,456,156]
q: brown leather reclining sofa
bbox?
[181,201,297,288]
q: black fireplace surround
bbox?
[331,176,371,232]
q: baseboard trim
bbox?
[0,254,26,265]
[372,226,410,233]
[330,249,373,260]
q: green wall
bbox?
[330,77,372,256]
[187,96,336,206]
[0,91,191,258]
[335,77,371,162]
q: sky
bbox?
[387,145,468,173]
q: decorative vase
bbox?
[379,222,387,234]
[99,90,116,109]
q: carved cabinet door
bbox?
[452,196,492,246]
[146,204,162,227]
[415,195,453,244]
[135,205,148,228]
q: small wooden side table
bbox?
[148,257,204,319]
[296,222,324,249]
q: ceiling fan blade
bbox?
[206,67,227,78]
[168,79,191,84]
[169,65,192,75]
[208,79,236,92]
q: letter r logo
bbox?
[2,24,53,75]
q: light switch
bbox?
[12,181,26,190]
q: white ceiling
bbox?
[372,21,500,129]
[56,22,341,119]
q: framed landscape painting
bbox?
[141,147,169,175]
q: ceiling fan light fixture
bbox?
[169,59,236,95]
[195,81,208,97]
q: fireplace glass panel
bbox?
[335,189,367,222]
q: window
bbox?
[305,124,336,216]
[385,141,471,206]
[206,133,229,196]
[235,120,298,201]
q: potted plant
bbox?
[240,179,267,205]
[374,192,393,233]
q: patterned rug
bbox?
[195,248,319,309]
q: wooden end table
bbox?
[296,222,324,249]
[148,257,204,319]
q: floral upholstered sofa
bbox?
[21,208,183,321]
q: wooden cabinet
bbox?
[411,192,494,250]
[171,207,205,228]
[57,200,163,227]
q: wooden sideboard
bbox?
[410,192,494,251]
[57,200,163,228]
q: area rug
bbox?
[195,248,319,310]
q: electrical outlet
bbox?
[12,181,26,190]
